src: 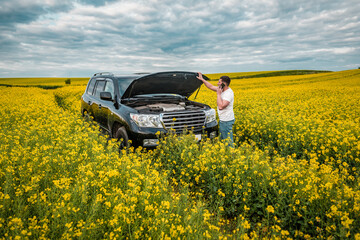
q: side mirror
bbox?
[100,92,113,101]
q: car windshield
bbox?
[117,77,137,96]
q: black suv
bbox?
[81,71,218,148]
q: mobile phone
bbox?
[221,83,225,89]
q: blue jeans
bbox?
[219,119,235,147]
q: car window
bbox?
[104,80,114,98]
[117,77,136,96]
[94,80,106,99]
[86,78,96,95]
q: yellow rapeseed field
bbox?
[1,69,359,239]
[0,77,89,87]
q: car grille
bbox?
[161,110,206,133]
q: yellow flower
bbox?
[243,220,251,229]
[266,205,275,214]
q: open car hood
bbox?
[121,71,209,99]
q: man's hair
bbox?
[220,76,231,86]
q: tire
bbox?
[115,126,129,150]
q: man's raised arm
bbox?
[196,72,217,92]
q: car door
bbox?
[82,78,96,115]
[92,79,107,128]
[100,79,115,131]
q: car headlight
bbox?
[204,109,216,123]
[130,113,163,128]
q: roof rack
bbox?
[93,72,114,76]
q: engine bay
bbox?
[127,100,207,113]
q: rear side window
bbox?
[94,80,106,98]
[86,78,96,95]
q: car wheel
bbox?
[115,126,129,150]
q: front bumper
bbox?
[127,121,218,147]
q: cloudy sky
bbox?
[1,0,359,77]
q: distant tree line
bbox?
[231,70,332,79]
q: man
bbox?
[197,72,235,146]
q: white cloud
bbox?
[313,47,356,54]
[0,0,360,77]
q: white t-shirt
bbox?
[218,88,235,121]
